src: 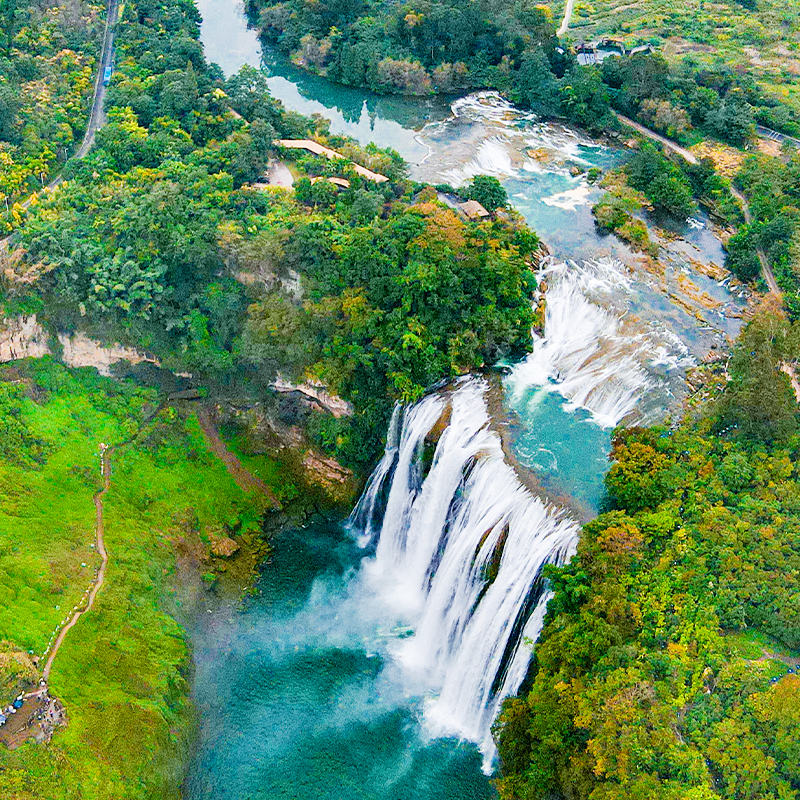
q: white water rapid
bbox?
[349,379,580,772]
[508,256,693,428]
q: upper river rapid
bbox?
[184,3,749,798]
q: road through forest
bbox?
[0,0,119,253]
[614,112,780,297]
[557,0,576,36]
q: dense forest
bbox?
[0,0,102,220]
[2,0,800,796]
[242,0,800,304]
[4,0,541,468]
[0,0,546,793]
[246,0,797,142]
[247,0,614,130]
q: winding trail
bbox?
[613,111,697,164]
[730,185,780,296]
[40,401,164,683]
[41,448,112,681]
[613,111,781,297]
[557,0,577,36]
[39,403,280,686]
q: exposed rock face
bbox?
[57,332,160,374]
[301,451,352,487]
[215,399,357,503]
[272,377,353,418]
[210,535,240,558]
[0,316,50,362]
[0,316,160,375]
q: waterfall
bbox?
[347,258,691,774]
[349,378,579,772]
[507,257,692,428]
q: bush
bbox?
[725,227,761,282]
[466,174,507,211]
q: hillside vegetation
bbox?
[4,0,541,469]
[0,359,272,798]
[553,0,800,131]
[0,0,549,792]
[3,0,800,796]
[0,0,103,221]
[495,307,800,800]
[246,0,614,129]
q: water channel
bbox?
[185,4,747,797]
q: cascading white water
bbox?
[350,379,579,772]
[507,257,693,428]
[347,255,695,775]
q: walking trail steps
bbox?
[36,405,279,703]
[275,140,389,183]
[41,447,112,681]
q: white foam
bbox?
[349,379,579,773]
[507,257,692,428]
[541,185,592,210]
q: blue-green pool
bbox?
[183,519,496,800]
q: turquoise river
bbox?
[183,3,748,797]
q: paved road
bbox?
[613,111,698,163]
[75,0,119,159]
[557,0,576,35]
[615,111,781,297]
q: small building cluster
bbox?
[0,681,67,749]
[457,199,490,220]
[576,39,653,66]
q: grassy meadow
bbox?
[0,358,278,799]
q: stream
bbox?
[184,3,748,798]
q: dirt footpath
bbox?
[195,407,282,509]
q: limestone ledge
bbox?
[0,315,160,375]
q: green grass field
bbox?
[0,359,278,799]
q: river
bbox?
[185,3,746,798]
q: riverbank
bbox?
[0,1,770,795]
